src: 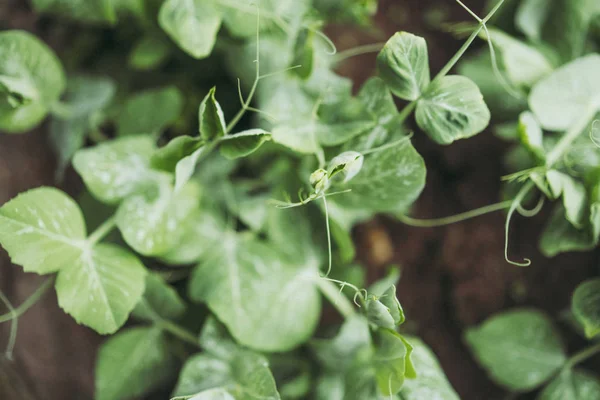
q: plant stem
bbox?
[316,278,356,318]
[398,200,512,227]
[333,42,385,64]
[88,216,117,245]
[0,278,55,323]
[564,342,600,370]
[157,319,201,349]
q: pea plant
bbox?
[0,0,599,399]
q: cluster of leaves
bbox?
[2,0,600,399]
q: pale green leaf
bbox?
[416,75,491,145]
[312,316,372,370]
[515,0,551,42]
[116,182,200,256]
[377,32,430,101]
[219,129,272,159]
[267,206,323,264]
[538,369,600,400]
[73,136,162,205]
[182,388,236,400]
[529,54,600,131]
[272,122,320,154]
[484,28,553,89]
[31,0,116,24]
[546,171,587,228]
[96,327,175,400]
[0,187,86,274]
[366,285,405,329]
[0,30,65,133]
[317,121,376,147]
[174,348,280,399]
[400,336,460,400]
[117,86,183,136]
[133,273,186,322]
[465,308,567,391]
[199,87,226,141]
[333,139,426,212]
[328,151,364,183]
[175,146,207,192]
[189,234,320,352]
[160,207,226,265]
[159,0,222,59]
[572,279,600,338]
[56,243,147,334]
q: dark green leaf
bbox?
[133,273,186,322]
[117,86,183,136]
[572,279,600,338]
[199,87,226,141]
[538,369,600,400]
[219,129,272,159]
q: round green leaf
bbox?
[377,32,430,101]
[529,54,600,131]
[159,0,222,59]
[333,139,426,212]
[538,369,600,400]
[96,327,175,400]
[189,234,321,352]
[415,75,491,145]
[0,30,65,133]
[465,309,567,391]
[73,136,161,205]
[572,279,600,338]
[0,187,86,274]
[55,243,147,334]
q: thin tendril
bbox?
[0,290,17,360]
[322,196,332,278]
[398,200,512,227]
[258,64,302,79]
[312,28,337,55]
[0,278,54,323]
[321,277,367,306]
[332,42,386,63]
[516,195,545,217]
[270,189,351,209]
[504,181,535,267]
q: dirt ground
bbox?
[1,1,599,399]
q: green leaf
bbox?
[73,136,162,205]
[317,121,376,147]
[571,279,600,338]
[0,187,86,274]
[31,0,116,24]
[312,315,372,370]
[538,369,600,400]
[465,308,567,391]
[292,27,316,80]
[529,54,600,131]
[373,329,414,396]
[175,146,208,192]
[484,28,553,89]
[399,336,460,400]
[415,75,491,145]
[151,136,205,173]
[55,242,147,334]
[175,351,280,399]
[0,30,65,133]
[546,171,587,228]
[518,111,545,161]
[129,36,171,71]
[377,32,430,101]
[189,234,321,352]
[96,327,175,400]
[199,87,226,141]
[178,388,235,400]
[515,0,551,42]
[50,75,116,178]
[117,86,183,136]
[366,285,405,330]
[328,151,364,183]
[272,122,320,154]
[160,207,226,265]
[116,182,200,256]
[133,273,187,322]
[267,206,323,264]
[333,139,426,212]
[540,204,600,257]
[159,0,222,59]
[219,129,272,159]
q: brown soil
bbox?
[1,1,599,400]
